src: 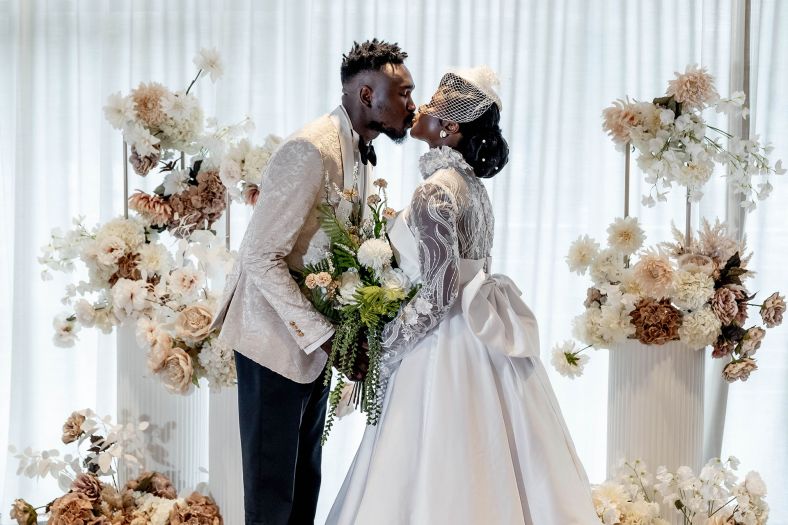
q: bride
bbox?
[327,66,600,524]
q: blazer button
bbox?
[296,330,304,337]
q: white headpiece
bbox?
[421,65,502,123]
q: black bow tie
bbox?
[359,141,377,166]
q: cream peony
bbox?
[168,267,205,299]
[678,306,721,348]
[111,278,150,318]
[160,347,194,394]
[337,270,362,306]
[380,267,411,292]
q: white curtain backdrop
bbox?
[1,0,785,522]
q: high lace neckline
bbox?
[418,146,474,180]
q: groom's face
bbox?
[368,63,416,143]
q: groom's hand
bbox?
[320,336,334,356]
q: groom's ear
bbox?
[359,85,374,108]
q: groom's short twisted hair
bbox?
[341,39,408,84]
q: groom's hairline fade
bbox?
[340,39,408,85]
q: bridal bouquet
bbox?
[298,172,417,443]
[552,217,784,382]
[602,65,784,208]
[39,218,237,393]
[593,458,769,525]
[9,409,223,524]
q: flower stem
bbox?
[185,69,203,96]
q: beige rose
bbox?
[9,498,37,525]
[72,473,104,502]
[175,305,214,343]
[62,411,86,444]
[169,492,223,525]
[711,287,739,325]
[48,492,95,524]
[161,347,194,394]
[147,332,174,373]
[315,272,333,288]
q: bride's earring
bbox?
[439,130,448,139]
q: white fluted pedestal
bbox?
[116,323,210,491]
[208,387,244,523]
[607,340,705,522]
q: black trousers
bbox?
[235,351,329,525]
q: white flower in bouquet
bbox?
[167,266,205,300]
[93,306,118,334]
[161,90,200,122]
[678,306,721,349]
[193,47,224,82]
[337,269,362,306]
[197,337,236,390]
[219,157,243,198]
[103,92,135,130]
[550,340,589,378]
[566,235,600,275]
[671,270,715,310]
[380,267,411,292]
[606,216,646,256]
[53,315,80,347]
[357,238,393,274]
[589,248,625,285]
[744,471,767,498]
[124,121,161,157]
[73,299,97,328]
[676,161,714,198]
[715,91,747,117]
[163,168,191,196]
[591,481,629,524]
[573,308,624,348]
[133,491,182,525]
[111,278,150,318]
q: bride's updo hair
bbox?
[456,104,509,179]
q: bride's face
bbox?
[411,105,461,149]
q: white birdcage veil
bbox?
[421,65,502,123]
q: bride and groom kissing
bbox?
[211,39,600,525]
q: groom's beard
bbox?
[370,113,415,144]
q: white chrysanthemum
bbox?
[163,168,191,196]
[103,92,135,130]
[566,235,600,275]
[168,266,205,299]
[606,216,646,256]
[73,299,97,328]
[337,270,362,306]
[135,316,160,349]
[671,270,715,310]
[550,341,589,378]
[678,306,721,349]
[589,248,626,285]
[111,278,150,318]
[193,47,224,82]
[380,267,411,292]
[357,238,393,273]
[53,314,80,347]
[137,242,173,277]
[198,338,237,391]
[98,217,146,252]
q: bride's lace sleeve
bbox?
[379,179,460,379]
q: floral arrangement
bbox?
[218,134,283,206]
[602,65,784,209]
[39,218,237,393]
[298,172,416,443]
[593,458,769,525]
[8,408,224,525]
[552,217,784,382]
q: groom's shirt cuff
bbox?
[303,328,335,355]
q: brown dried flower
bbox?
[130,82,168,130]
[129,144,161,177]
[629,297,683,345]
[62,411,86,444]
[760,291,785,328]
[48,492,95,524]
[72,473,104,502]
[125,471,178,499]
[722,358,758,383]
[583,287,606,309]
[711,287,739,325]
[169,492,223,525]
[128,191,173,226]
[9,498,37,525]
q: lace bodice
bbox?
[379,146,494,378]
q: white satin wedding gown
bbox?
[327,147,600,525]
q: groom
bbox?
[212,39,416,524]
